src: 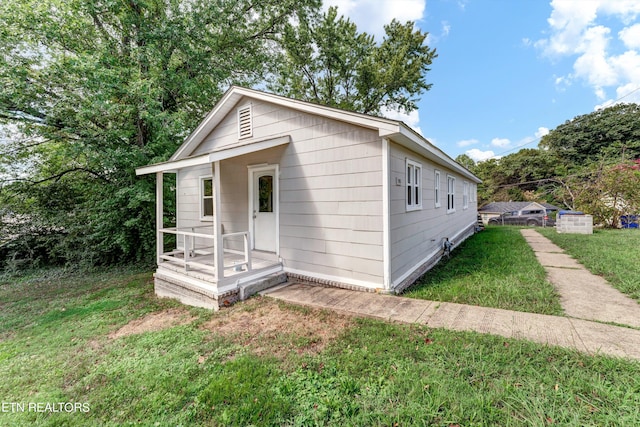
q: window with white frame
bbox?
[406,159,422,211]
[200,176,214,220]
[434,170,441,208]
[447,175,455,212]
[463,181,469,209]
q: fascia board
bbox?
[135,154,210,176]
[393,124,482,183]
[135,135,291,176]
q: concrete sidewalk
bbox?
[520,229,640,328]
[263,283,640,361]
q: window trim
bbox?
[434,170,441,208]
[447,175,456,213]
[200,175,214,221]
[406,159,422,211]
[463,181,469,210]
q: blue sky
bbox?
[323,0,640,162]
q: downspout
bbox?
[382,138,392,291]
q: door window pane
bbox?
[258,175,273,212]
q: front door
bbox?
[250,166,278,252]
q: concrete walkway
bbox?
[520,229,640,328]
[263,283,640,361]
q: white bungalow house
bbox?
[136,86,481,309]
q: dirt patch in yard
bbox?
[201,296,355,359]
[108,308,195,339]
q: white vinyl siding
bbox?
[185,100,385,287]
[389,143,478,287]
[434,170,441,208]
[175,164,215,249]
[447,175,455,213]
[406,159,422,211]
[278,120,384,286]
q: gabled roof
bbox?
[479,202,560,213]
[137,86,481,183]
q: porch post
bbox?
[212,161,224,280]
[156,171,164,265]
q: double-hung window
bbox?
[447,175,455,213]
[200,176,214,220]
[463,181,469,209]
[406,159,422,211]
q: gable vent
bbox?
[237,104,252,139]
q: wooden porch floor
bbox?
[157,250,281,284]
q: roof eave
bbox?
[387,124,482,183]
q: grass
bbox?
[538,228,640,301]
[2,267,640,425]
[404,226,564,315]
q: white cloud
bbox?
[381,106,423,135]
[619,23,640,49]
[457,138,478,147]
[441,21,451,37]
[491,137,511,148]
[610,50,640,83]
[616,82,640,103]
[322,0,426,40]
[596,81,640,109]
[537,0,640,104]
[466,148,496,162]
[572,26,618,92]
[535,127,550,138]
[427,20,451,45]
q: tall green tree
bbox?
[454,154,476,171]
[540,103,640,167]
[270,6,437,115]
[473,149,562,206]
[1,0,441,268]
[0,0,318,267]
[552,160,640,227]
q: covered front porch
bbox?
[136,136,290,309]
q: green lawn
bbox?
[2,268,640,426]
[538,228,640,301]
[404,226,563,315]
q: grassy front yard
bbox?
[405,226,563,315]
[538,228,640,301]
[2,263,640,426]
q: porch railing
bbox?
[158,226,252,278]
